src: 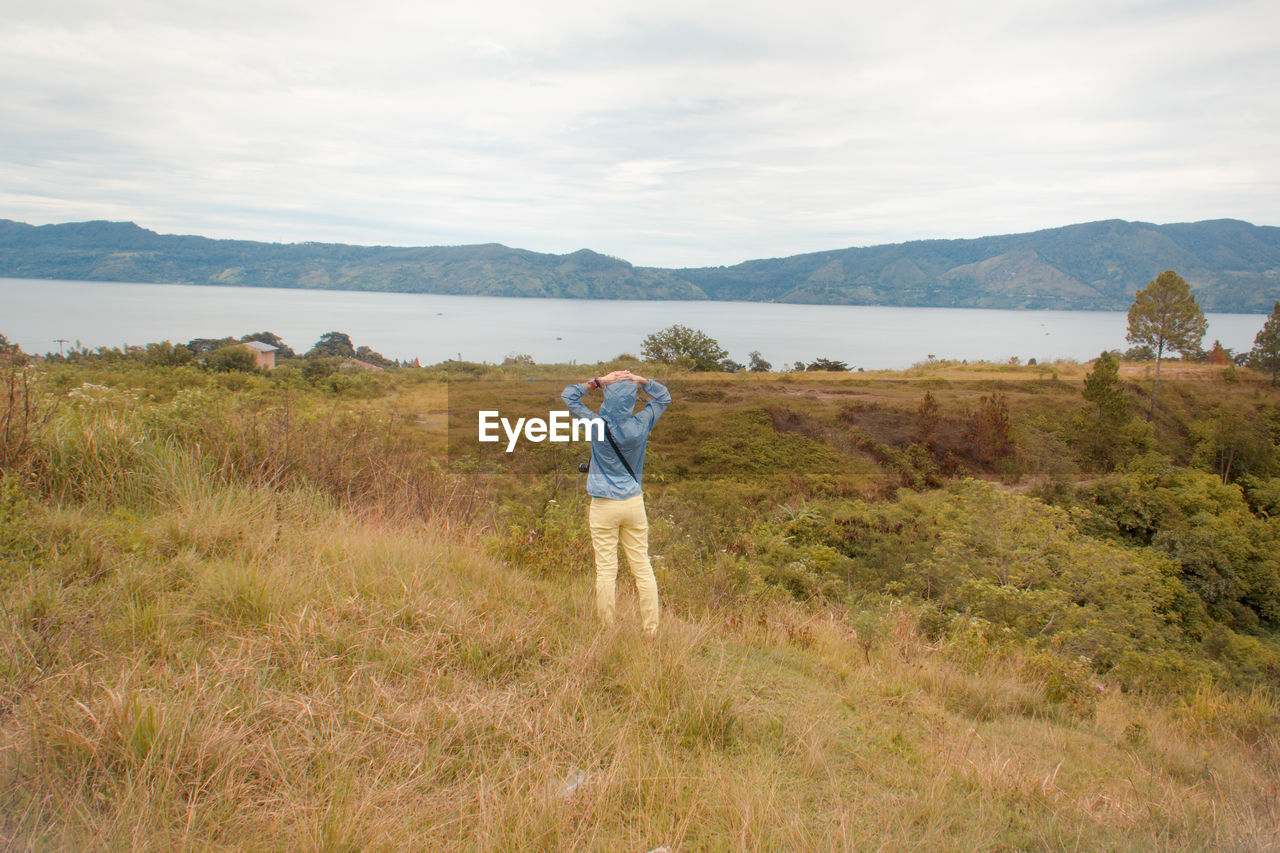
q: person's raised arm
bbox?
[627,373,671,423]
[562,370,630,420]
[561,378,598,421]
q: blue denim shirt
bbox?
[562,378,671,499]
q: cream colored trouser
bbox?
[588,494,659,635]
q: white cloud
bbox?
[1,0,1277,266]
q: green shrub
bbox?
[692,409,841,476]
[1078,463,1280,627]
[489,496,593,574]
[206,344,257,373]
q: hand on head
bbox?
[599,369,648,387]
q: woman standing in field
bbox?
[561,369,672,636]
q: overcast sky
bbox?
[2,0,1277,267]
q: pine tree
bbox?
[1081,351,1129,469]
[916,391,940,451]
[1249,301,1280,386]
[1125,270,1207,420]
[1083,351,1126,421]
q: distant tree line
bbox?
[9,268,1280,384]
[638,324,855,373]
[30,329,396,374]
[635,271,1280,382]
[7,216,1280,311]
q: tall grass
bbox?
[4,448,1279,849]
[10,378,487,530]
[0,365,57,473]
[2,364,1279,849]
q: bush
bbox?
[641,325,728,372]
[691,410,842,476]
[1078,463,1280,628]
[489,497,592,574]
[206,345,257,373]
[144,341,194,367]
[302,358,338,384]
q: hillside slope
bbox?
[4,452,1278,850]
[2,217,1278,311]
[2,359,1279,849]
[0,220,704,301]
[676,219,1280,311]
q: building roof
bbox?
[241,341,279,352]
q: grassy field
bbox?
[2,356,1279,850]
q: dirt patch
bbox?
[777,387,899,403]
[1119,363,1222,381]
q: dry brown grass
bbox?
[4,472,1279,850]
[3,366,1280,850]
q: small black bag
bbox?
[578,424,639,482]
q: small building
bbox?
[242,340,279,369]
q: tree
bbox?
[1082,351,1126,421]
[307,331,355,359]
[145,341,194,367]
[748,351,772,372]
[187,336,236,354]
[1249,301,1280,386]
[355,345,394,367]
[302,358,337,383]
[964,389,1013,465]
[206,344,257,372]
[1205,340,1232,365]
[1126,270,1207,421]
[916,391,940,451]
[807,357,849,371]
[0,334,23,363]
[1191,406,1277,485]
[640,325,728,371]
[502,353,535,366]
[1080,351,1129,470]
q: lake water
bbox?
[2,277,1269,369]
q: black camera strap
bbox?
[603,424,640,483]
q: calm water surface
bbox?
[3,277,1269,369]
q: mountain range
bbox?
[2,217,1277,312]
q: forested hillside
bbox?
[3,217,1278,311]
[678,219,1280,311]
[0,220,701,300]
